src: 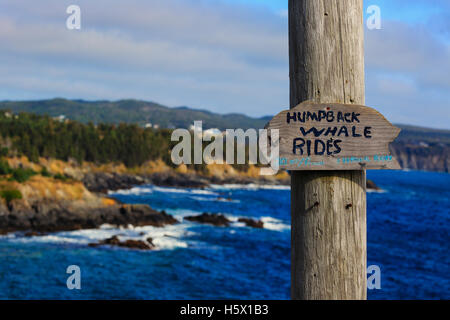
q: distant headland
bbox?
[0,98,448,172]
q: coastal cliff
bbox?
[0,156,289,235]
[391,143,449,173]
[0,158,178,235]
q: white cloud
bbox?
[277,10,288,18]
[365,19,450,128]
[0,0,289,115]
[366,21,450,90]
[0,0,448,128]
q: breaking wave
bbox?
[210,184,290,191]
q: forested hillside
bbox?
[0,112,173,168]
[0,99,448,172]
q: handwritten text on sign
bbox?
[266,101,401,170]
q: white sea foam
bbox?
[5,222,192,251]
[256,185,290,190]
[129,224,191,250]
[109,185,220,198]
[166,208,206,219]
[189,189,219,195]
[225,215,239,222]
[9,233,91,245]
[152,186,190,194]
[210,184,290,191]
[367,189,387,193]
[153,186,219,196]
[260,217,290,231]
[190,196,240,203]
[108,187,153,196]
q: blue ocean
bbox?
[0,170,448,300]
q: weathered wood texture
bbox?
[291,171,367,299]
[267,101,401,170]
[289,0,367,299]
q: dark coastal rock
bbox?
[82,169,292,194]
[147,172,209,189]
[0,202,8,216]
[83,171,212,193]
[238,217,264,229]
[217,197,233,202]
[146,237,154,246]
[82,172,148,193]
[120,239,153,250]
[149,171,291,189]
[86,170,381,193]
[116,206,178,228]
[83,169,292,193]
[24,231,47,237]
[100,235,121,246]
[184,213,265,229]
[0,200,178,235]
[184,213,230,226]
[90,235,154,250]
[367,180,381,191]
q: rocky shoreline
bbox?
[83,212,267,251]
[82,170,382,194]
[0,167,283,237]
[0,200,177,235]
[0,164,382,240]
[82,171,290,193]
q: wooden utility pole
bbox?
[289,0,367,299]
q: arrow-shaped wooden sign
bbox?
[266,101,401,170]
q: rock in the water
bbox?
[24,231,47,237]
[101,235,121,246]
[184,213,230,226]
[146,237,154,246]
[217,197,233,202]
[184,213,265,229]
[120,239,153,250]
[238,217,264,229]
[90,235,154,250]
[0,200,178,235]
[367,180,381,191]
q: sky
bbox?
[0,0,448,129]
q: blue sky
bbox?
[0,0,448,129]
[227,0,446,24]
